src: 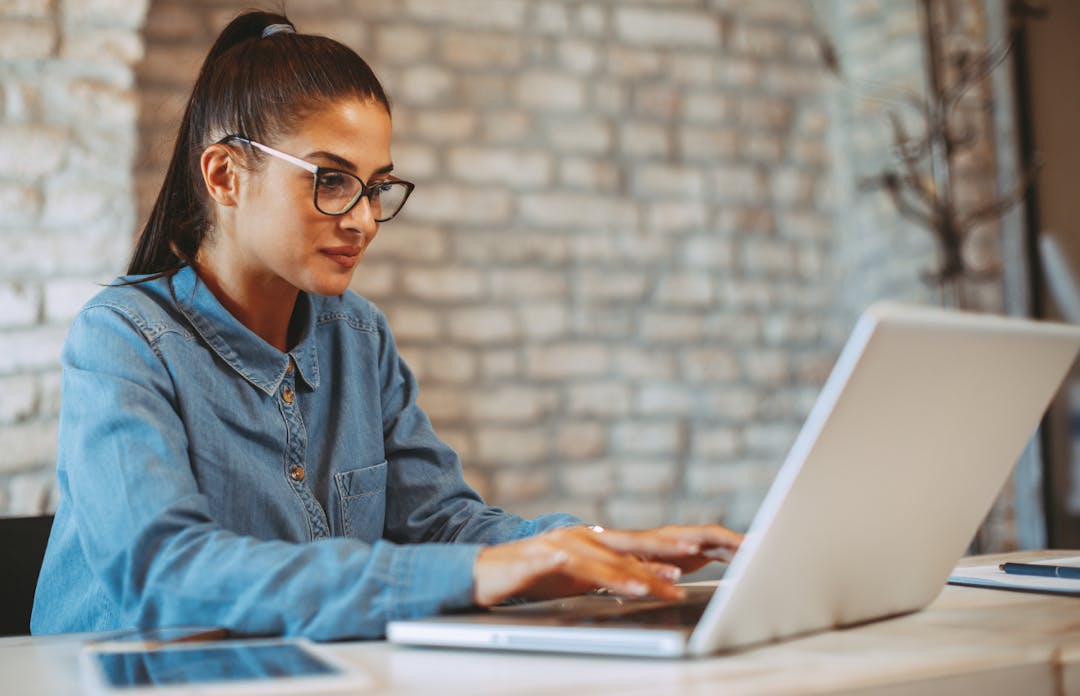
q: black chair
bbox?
[0,514,54,636]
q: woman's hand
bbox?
[473,524,742,607]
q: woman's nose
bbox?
[344,196,379,237]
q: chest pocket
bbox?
[334,461,387,543]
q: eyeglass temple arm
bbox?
[231,137,318,174]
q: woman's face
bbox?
[225,97,393,297]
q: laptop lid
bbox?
[688,302,1080,653]
[389,303,1080,657]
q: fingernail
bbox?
[667,567,682,581]
[681,543,700,554]
[627,582,649,596]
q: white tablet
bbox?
[80,635,371,695]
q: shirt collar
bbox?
[172,266,321,395]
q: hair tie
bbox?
[261,23,295,39]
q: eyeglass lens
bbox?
[315,171,410,221]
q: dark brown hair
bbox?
[127,10,389,278]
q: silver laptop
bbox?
[387,302,1080,658]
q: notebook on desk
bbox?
[388,303,1080,658]
[949,556,1080,595]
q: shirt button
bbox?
[289,465,305,482]
[286,359,295,373]
[282,386,295,404]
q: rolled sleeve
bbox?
[390,542,483,617]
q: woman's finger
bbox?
[588,524,742,560]
[475,527,690,605]
[554,547,685,601]
[545,528,686,599]
[644,561,682,583]
[474,524,742,607]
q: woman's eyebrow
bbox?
[305,150,356,171]
[304,150,394,178]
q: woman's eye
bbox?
[317,172,348,192]
[369,182,393,199]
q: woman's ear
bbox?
[200,143,241,207]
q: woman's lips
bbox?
[321,246,362,269]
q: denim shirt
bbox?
[31,265,579,639]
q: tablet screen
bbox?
[94,642,340,688]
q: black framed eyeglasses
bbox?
[220,135,415,222]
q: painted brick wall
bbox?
[1,0,1018,548]
[0,0,146,513]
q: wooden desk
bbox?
[5,552,1080,695]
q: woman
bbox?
[31,11,741,640]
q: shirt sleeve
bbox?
[372,308,584,545]
[57,304,487,640]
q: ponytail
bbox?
[127,10,389,278]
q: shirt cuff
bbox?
[391,542,483,618]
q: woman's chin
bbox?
[302,274,356,297]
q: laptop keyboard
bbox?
[490,584,718,630]
[526,586,716,628]
[571,598,711,628]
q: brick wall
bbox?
[0,0,146,513]
[2,1,1018,547]
[336,0,836,530]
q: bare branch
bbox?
[817,0,1046,293]
[943,39,1014,115]
[885,111,937,206]
[887,110,928,161]
[883,179,936,229]
[958,163,1040,229]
